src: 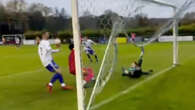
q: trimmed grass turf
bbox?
[0,42,195,110]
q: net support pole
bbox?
[142,0,179,66]
[173,8,179,66]
[86,35,113,110]
[71,0,85,110]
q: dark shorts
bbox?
[45,60,59,72]
[86,48,94,55]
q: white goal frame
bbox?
[71,0,85,110]
[142,0,179,65]
[71,0,179,110]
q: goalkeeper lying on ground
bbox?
[122,47,153,78]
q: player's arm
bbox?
[46,43,60,53]
[51,49,60,53]
[91,40,96,45]
[81,41,86,47]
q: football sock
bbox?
[57,73,65,84]
[50,73,65,85]
[87,54,93,62]
[61,83,66,87]
[50,73,60,84]
[95,55,98,62]
[49,82,53,86]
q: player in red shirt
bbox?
[69,44,76,75]
[68,44,95,88]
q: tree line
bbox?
[0,0,195,40]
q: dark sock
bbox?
[50,73,64,84]
[87,54,93,62]
[50,73,60,83]
[95,55,98,62]
[57,73,64,83]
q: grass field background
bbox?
[0,42,195,110]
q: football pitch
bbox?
[0,42,195,110]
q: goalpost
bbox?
[142,0,179,65]
[71,0,85,110]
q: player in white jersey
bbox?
[38,32,72,93]
[15,36,21,47]
[82,37,98,62]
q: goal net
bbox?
[73,0,195,109]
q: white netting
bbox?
[127,0,195,47]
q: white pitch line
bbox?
[91,66,174,110]
[0,68,44,79]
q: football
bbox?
[55,38,61,48]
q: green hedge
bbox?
[179,24,195,36]
[24,31,42,40]
[24,24,195,40]
[58,30,73,39]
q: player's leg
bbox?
[53,68,65,87]
[45,65,57,93]
[50,73,61,86]
[55,68,73,90]
[89,49,98,62]
[94,54,98,63]
[137,58,143,67]
[85,48,93,62]
[46,61,72,93]
[138,46,144,67]
[85,49,92,62]
[87,54,93,62]
[142,69,153,75]
[121,67,130,77]
[51,60,73,90]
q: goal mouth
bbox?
[1,34,23,45]
[74,0,195,110]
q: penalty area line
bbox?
[0,68,44,79]
[91,66,174,110]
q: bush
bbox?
[126,27,155,37]
[81,29,104,38]
[58,30,73,40]
[24,31,42,40]
[23,24,195,41]
[179,24,195,36]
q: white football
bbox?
[55,38,61,44]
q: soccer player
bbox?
[82,67,95,88]
[122,47,153,78]
[15,36,21,47]
[68,43,76,75]
[68,43,95,88]
[2,37,6,45]
[35,36,41,45]
[131,33,136,41]
[38,32,72,93]
[82,37,98,63]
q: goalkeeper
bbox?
[122,47,153,78]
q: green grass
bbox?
[0,42,195,110]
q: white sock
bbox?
[61,83,66,87]
[49,82,53,87]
